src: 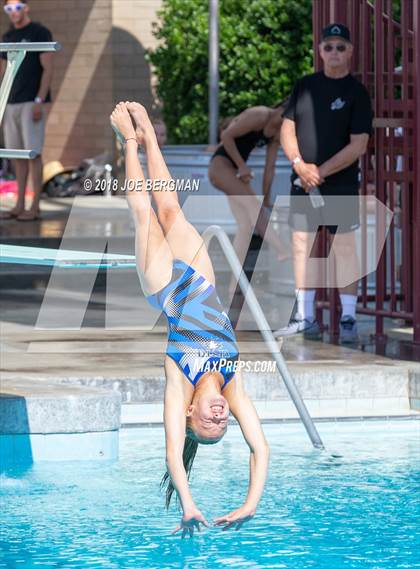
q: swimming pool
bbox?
[1,420,419,569]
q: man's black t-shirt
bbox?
[1,22,53,104]
[283,71,373,189]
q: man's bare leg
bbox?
[0,159,28,219]
[17,156,43,220]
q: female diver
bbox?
[110,102,270,538]
[208,101,290,292]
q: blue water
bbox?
[1,420,419,569]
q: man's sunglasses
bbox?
[3,3,25,14]
[323,43,347,52]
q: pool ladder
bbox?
[0,42,61,160]
[203,225,325,449]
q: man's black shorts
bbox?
[288,184,360,234]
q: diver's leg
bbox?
[110,102,173,294]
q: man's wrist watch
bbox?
[34,96,43,104]
[292,156,302,166]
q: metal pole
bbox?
[413,0,420,342]
[203,225,324,450]
[209,0,219,146]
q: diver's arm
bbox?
[229,391,270,512]
[213,384,270,530]
[164,382,210,535]
[163,382,197,513]
[223,376,270,513]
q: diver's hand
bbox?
[213,504,256,531]
[172,508,210,538]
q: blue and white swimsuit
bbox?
[145,259,239,389]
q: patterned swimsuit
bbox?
[145,259,239,388]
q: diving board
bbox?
[0,244,137,269]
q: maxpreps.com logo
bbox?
[331,25,342,35]
[331,97,346,110]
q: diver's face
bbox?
[187,395,229,442]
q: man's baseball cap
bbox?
[322,23,351,43]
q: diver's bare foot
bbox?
[126,102,155,146]
[110,102,137,142]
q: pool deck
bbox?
[1,322,419,426]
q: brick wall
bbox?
[1,0,162,167]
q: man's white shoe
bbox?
[273,314,322,339]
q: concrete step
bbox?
[0,378,121,463]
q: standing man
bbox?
[0,0,54,221]
[275,23,373,343]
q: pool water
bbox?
[1,420,419,569]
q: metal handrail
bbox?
[0,149,37,159]
[0,42,62,52]
[202,225,325,449]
